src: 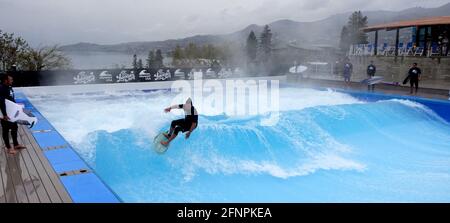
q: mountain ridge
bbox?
[59,3,450,54]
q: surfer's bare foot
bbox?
[7,148,17,155]
[161,141,169,146]
[163,133,170,138]
[14,144,26,150]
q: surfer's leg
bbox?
[1,121,16,154]
[12,123,25,149]
[415,80,419,94]
[161,125,182,145]
[167,122,175,137]
[410,80,414,94]
[168,119,184,137]
[161,134,176,145]
[1,120,11,148]
[11,123,19,147]
[410,78,418,94]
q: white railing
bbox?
[348,42,447,57]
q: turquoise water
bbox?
[27,88,450,202]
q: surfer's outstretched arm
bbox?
[164,104,184,113]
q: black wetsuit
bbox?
[367,64,376,91]
[0,84,19,149]
[408,67,421,93]
[169,104,198,136]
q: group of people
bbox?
[339,58,422,95]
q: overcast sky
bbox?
[0,0,448,46]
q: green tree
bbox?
[137,58,143,69]
[246,31,257,62]
[146,50,155,69]
[185,43,198,60]
[340,11,368,51]
[172,45,184,66]
[200,45,207,59]
[155,49,164,68]
[0,30,29,71]
[200,44,216,59]
[1,30,71,71]
[132,54,138,69]
[218,44,232,66]
[208,44,217,59]
[20,45,71,71]
[259,25,272,62]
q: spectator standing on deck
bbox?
[343,57,353,88]
[441,31,449,56]
[366,61,377,92]
[0,73,26,155]
[407,63,422,95]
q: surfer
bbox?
[161,98,198,146]
[0,73,26,155]
[366,61,377,92]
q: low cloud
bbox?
[0,0,448,46]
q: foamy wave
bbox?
[388,99,428,109]
[278,88,363,112]
[27,88,363,145]
[177,152,365,181]
[386,99,448,124]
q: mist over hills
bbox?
[59,3,450,54]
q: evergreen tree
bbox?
[155,49,164,68]
[246,31,257,62]
[172,45,184,66]
[218,44,231,66]
[185,43,198,60]
[199,45,206,59]
[146,50,155,69]
[348,11,368,44]
[205,44,216,59]
[339,11,368,51]
[259,25,272,62]
[137,58,143,69]
[132,54,138,69]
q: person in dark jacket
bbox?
[407,63,422,95]
[0,73,26,155]
[366,61,377,92]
